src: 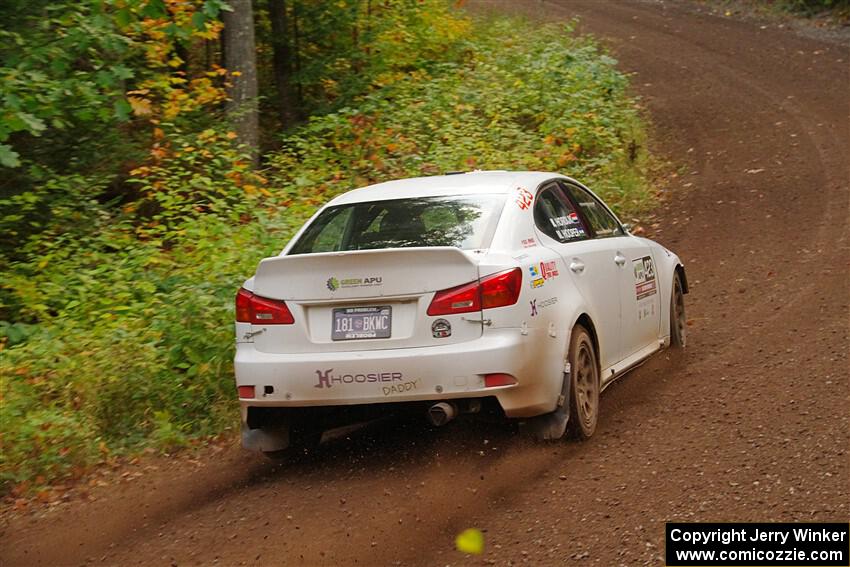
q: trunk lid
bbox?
[251,247,483,353]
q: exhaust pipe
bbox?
[427,402,458,427]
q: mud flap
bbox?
[520,365,571,441]
[241,423,290,452]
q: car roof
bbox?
[327,171,569,206]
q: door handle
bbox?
[569,259,585,274]
[614,253,626,267]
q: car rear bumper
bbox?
[234,327,559,419]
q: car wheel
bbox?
[670,271,687,348]
[567,325,599,440]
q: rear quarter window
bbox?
[562,183,622,238]
[533,185,588,243]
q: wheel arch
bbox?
[675,264,689,294]
[573,312,601,372]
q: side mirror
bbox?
[622,223,632,233]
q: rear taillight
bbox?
[427,280,481,316]
[235,288,295,324]
[235,288,253,322]
[480,268,522,309]
[427,268,522,316]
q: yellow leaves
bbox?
[196,20,224,40]
[231,71,242,77]
[225,131,238,140]
[128,96,153,116]
[557,151,577,167]
[162,99,181,120]
[167,56,184,68]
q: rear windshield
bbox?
[288,194,506,254]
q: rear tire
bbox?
[567,325,599,440]
[670,271,687,349]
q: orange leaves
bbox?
[149,145,168,161]
[119,2,227,139]
[206,64,228,78]
[557,151,577,167]
[128,96,153,116]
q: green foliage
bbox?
[269,19,652,214]
[292,0,471,111]
[0,1,132,169]
[0,0,228,171]
[778,0,850,12]
[1,8,652,492]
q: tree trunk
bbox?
[292,0,303,112]
[268,0,296,126]
[223,0,259,164]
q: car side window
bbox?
[533,184,589,244]
[561,182,622,238]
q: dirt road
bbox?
[2,1,848,565]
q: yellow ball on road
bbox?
[455,528,485,555]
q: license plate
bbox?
[331,306,392,341]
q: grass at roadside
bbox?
[706,0,850,22]
[0,12,653,494]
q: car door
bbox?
[560,181,661,363]
[532,182,623,374]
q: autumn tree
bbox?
[223,0,259,162]
[267,0,299,126]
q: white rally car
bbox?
[234,171,687,454]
